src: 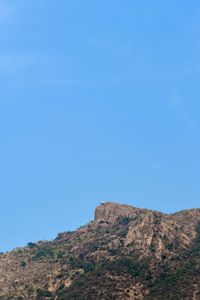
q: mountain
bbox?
[0,202,200,300]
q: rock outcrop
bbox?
[94,202,140,223]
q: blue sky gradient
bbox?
[1,0,200,251]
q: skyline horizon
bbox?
[2,198,200,253]
[1,1,200,252]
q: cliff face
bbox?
[94,202,140,223]
[0,202,200,300]
[95,203,199,260]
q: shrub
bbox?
[149,244,156,253]
[36,288,52,298]
[108,248,117,256]
[119,216,130,225]
[27,242,36,248]
[20,261,27,267]
[166,243,173,251]
[33,248,54,260]
[83,262,95,273]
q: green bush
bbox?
[83,262,95,273]
[166,243,173,251]
[20,261,27,267]
[119,216,130,225]
[36,288,52,298]
[27,242,36,248]
[33,248,54,260]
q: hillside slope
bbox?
[0,202,200,299]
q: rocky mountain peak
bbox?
[94,202,139,223]
[0,203,200,299]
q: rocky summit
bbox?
[0,202,200,300]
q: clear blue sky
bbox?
[1,0,200,251]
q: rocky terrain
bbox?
[0,202,200,299]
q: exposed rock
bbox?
[0,202,200,299]
[94,202,140,223]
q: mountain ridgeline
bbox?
[0,202,200,299]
